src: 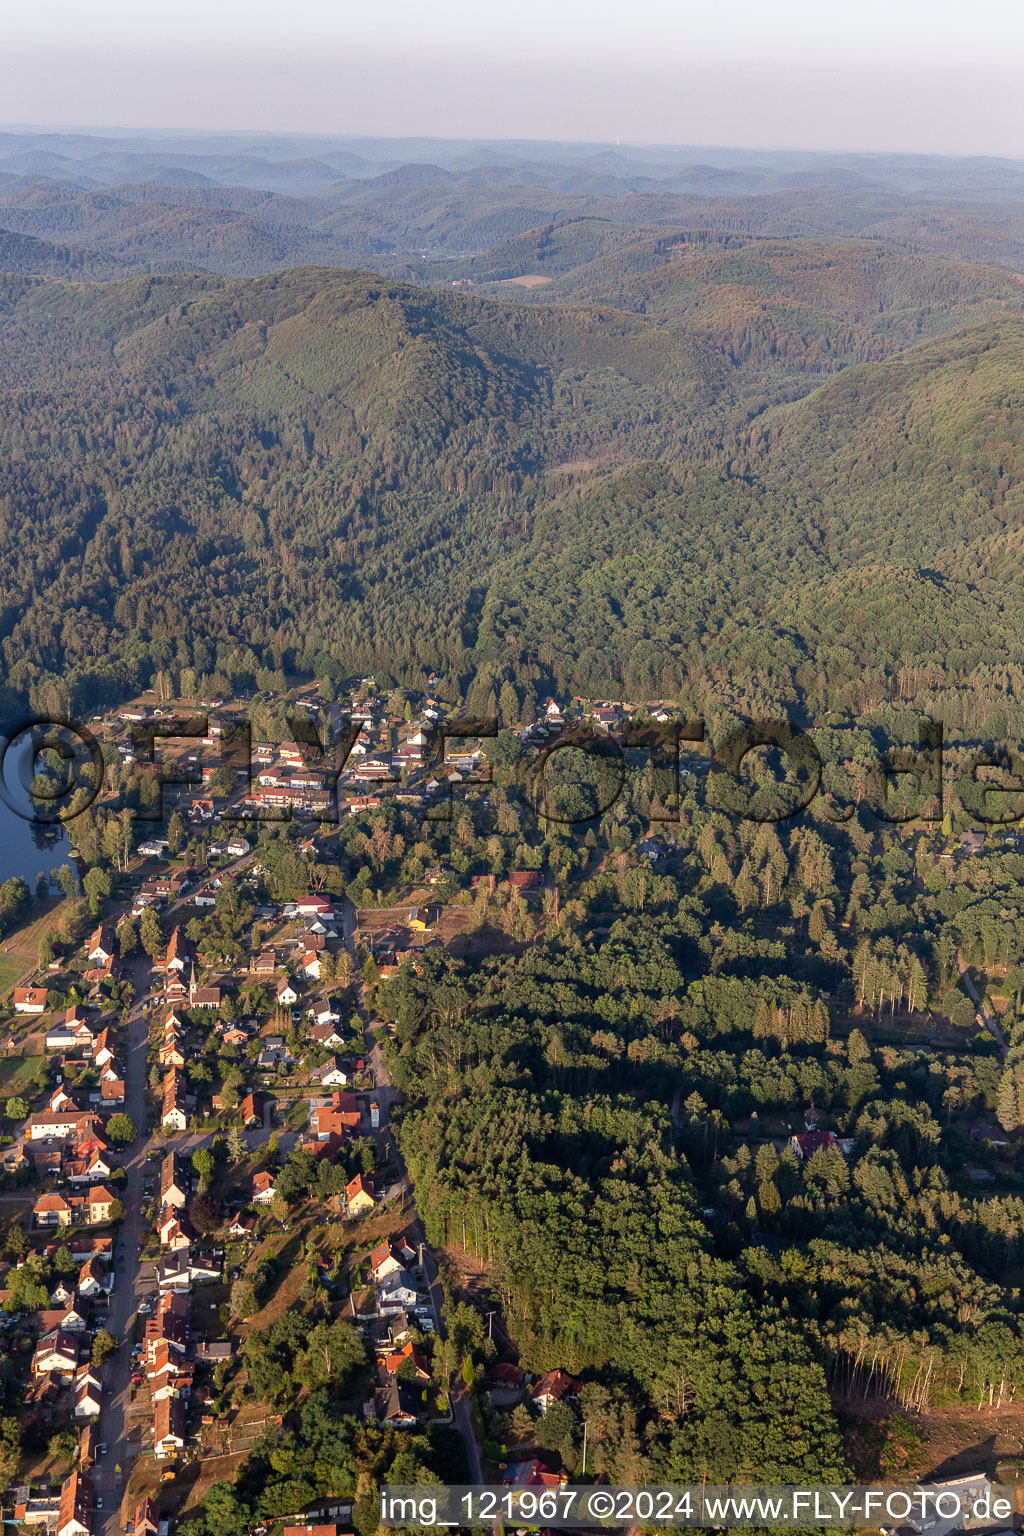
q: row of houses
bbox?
[369,1232,431,1427]
[42,1007,125,1105]
[33,1184,119,1229]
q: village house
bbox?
[57,1471,92,1536]
[85,1184,118,1224]
[161,1070,188,1131]
[158,1209,193,1250]
[155,1251,191,1292]
[14,986,48,1014]
[240,1091,264,1127]
[87,925,116,965]
[311,1091,361,1140]
[258,1039,296,1070]
[531,1368,582,1413]
[45,1009,96,1052]
[146,1292,191,1357]
[370,1234,416,1282]
[252,1170,277,1206]
[787,1129,839,1160]
[502,1458,567,1491]
[34,1191,73,1227]
[309,1057,349,1088]
[77,1255,110,1296]
[91,1028,116,1068]
[160,1024,186,1069]
[383,1340,430,1381]
[36,1296,89,1336]
[136,1497,159,1536]
[40,1235,113,1266]
[149,1340,194,1401]
[78,1423,96,1471]
[73,1363,103,1418]
[153,1395,186,1458]
[32,1328,79,1378]
[301,949,323,980]
[26,1109,83,1141]
[375,1269,418,1314]
[375,1376,422,1427]
[345,1171,376,1216]
[164,926,192,976]
[66,1147,113,1186]
[309,1018,345,1049]
[161,1151,189,1209]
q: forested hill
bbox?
[481,317,1024,715]
[450,228,1024,383]
[0,266,725,717]
[0,226,122,280]
[4,266,1024,726]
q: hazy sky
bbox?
[4,0,1023,155]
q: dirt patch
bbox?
[840,1395,1024,1498]
[497,275,552,287]
[180,1449,251,1510]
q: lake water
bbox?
[0,732,78,890]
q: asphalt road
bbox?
[89,863,482,1532]
[346,896,484,1484]
[91,951,154,1536]
[90,853,257,1534]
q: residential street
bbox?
[89,851,258,1535]
[346,896,484,1484]
[91,951,153,1536]
[85,870,481,1536]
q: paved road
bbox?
[91,951,153,1536]
[89,866,482,1530]
[345,896,484,1484]
[958,950,1009,1059]
[90,851,255,1535]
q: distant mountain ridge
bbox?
[2,129,1024,278]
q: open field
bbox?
[2,896,67,965]
[0,1052,47,1102]
[0,956,24,997]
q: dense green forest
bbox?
[345,745,1024,1483]
[3,261,1024,726]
